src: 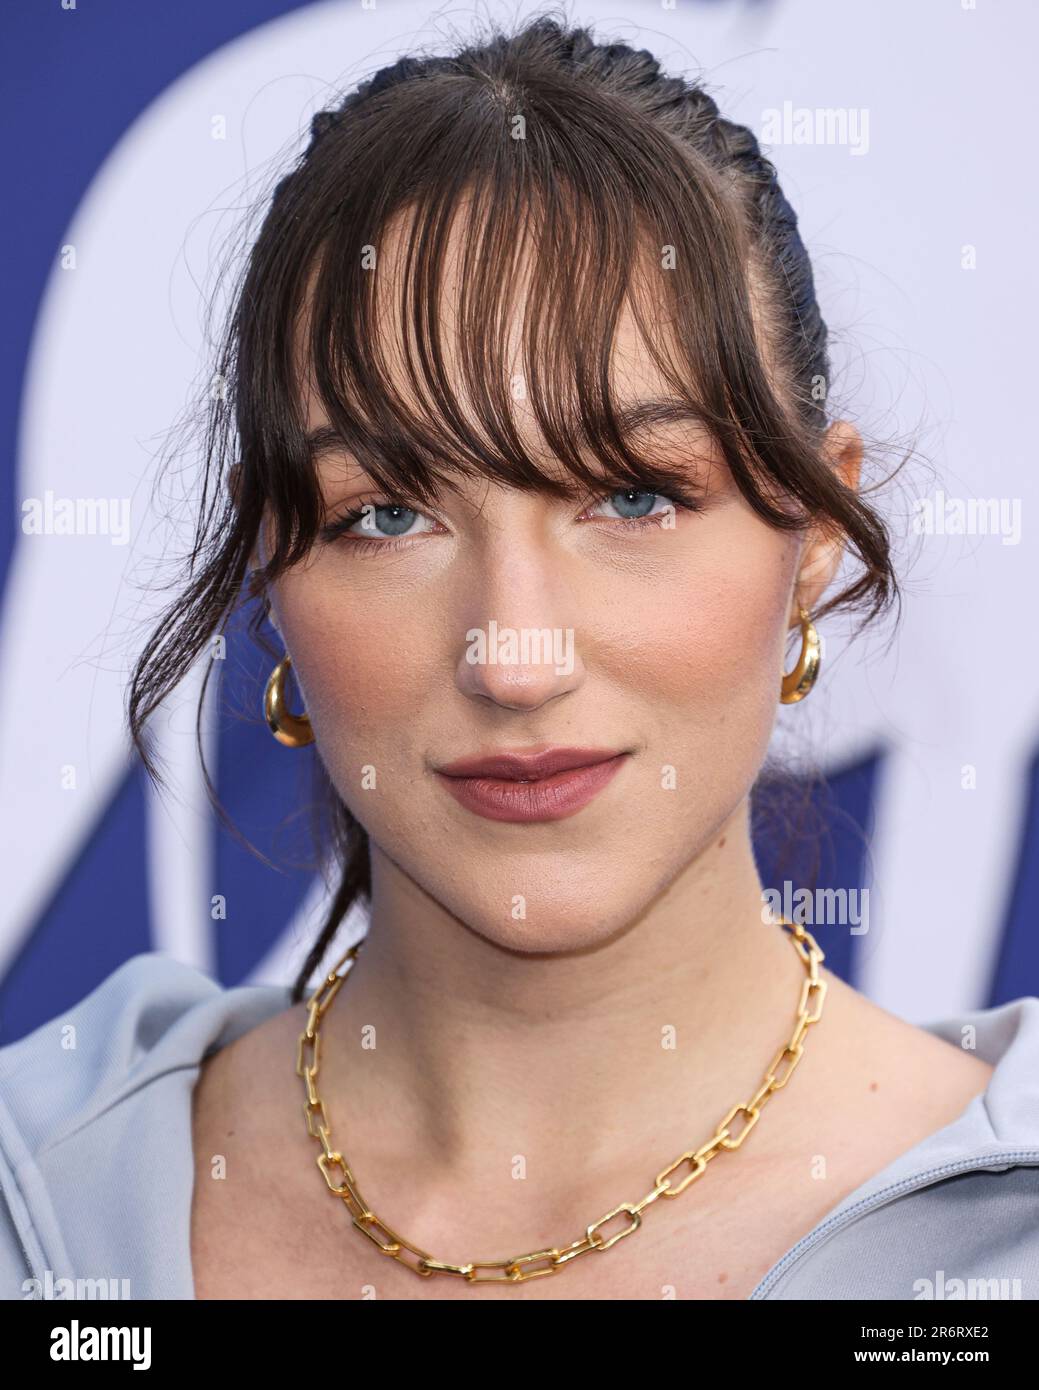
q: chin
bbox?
[442,878,650,956]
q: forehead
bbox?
[290,199,708,472]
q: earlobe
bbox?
[251,514,280,632]
[793,421,862,612]
[794,529,844,616]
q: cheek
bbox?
[272,568,436,761]
[590,516,799,847]
[594,514,799,719]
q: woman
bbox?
[2,15,1038,1302]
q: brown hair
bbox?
[127,12,898,1002]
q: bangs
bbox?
[235,74,815,569]
[128,19,897,1005]
[307,180,742,504]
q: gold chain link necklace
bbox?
[296,916,826,1284]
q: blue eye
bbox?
[361,504,420,536]
[589,490,680,522]
[321,502,435,543]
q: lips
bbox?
[436,746,624,780]
[434,746,629,823]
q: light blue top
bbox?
[1,951,1038,1300]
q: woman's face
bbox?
[261,260,849,953]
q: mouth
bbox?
[433,746,630,823]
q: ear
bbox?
[789,419,862,621]
[243,500,282,636]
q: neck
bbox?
[315,799,816,1242]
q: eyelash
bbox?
[320,484,705,554]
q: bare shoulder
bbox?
[193,995,311,1119]
[190,996,320,1299]
[815,967,995,1123]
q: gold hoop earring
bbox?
[264,654,314,747]
[780,606,821,704]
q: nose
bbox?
[453,530,585,712]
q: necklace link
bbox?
[296,918,826,1284]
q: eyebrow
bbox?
[303,400,706,466]
[304,425,361,467]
